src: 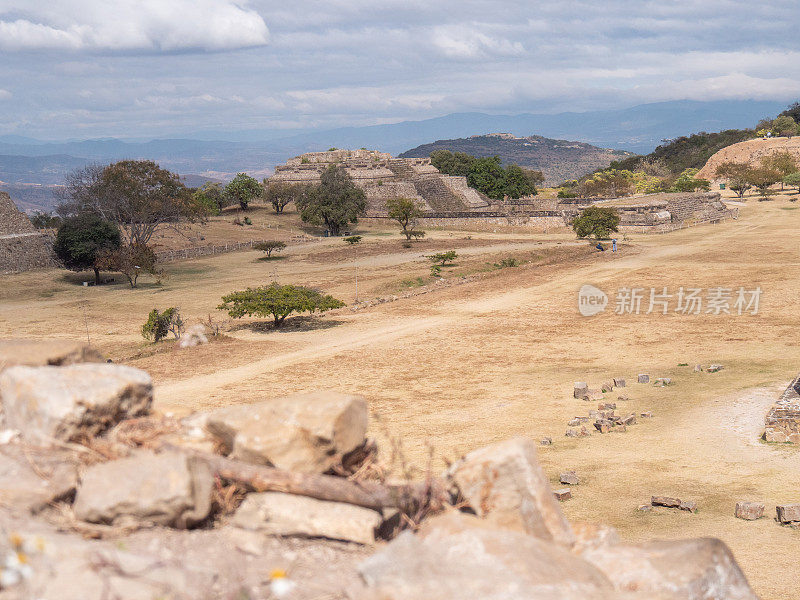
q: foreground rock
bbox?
[579,537,758,600]
[776,504,800,524]
[232,491,381,544]
[205,391,368,473]
[359,512,613,600]
[447,437,574,546]
[0,339,104,370]
[0,364,153,445]
[73,450,213,528]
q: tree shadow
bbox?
[256,255,288,262]
[230,315,345,334]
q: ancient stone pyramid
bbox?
[0,191,36,236]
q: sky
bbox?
[1,0,799,140]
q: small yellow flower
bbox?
[8,534,22,550]
[15,553,27,565]
[270,569,288,580]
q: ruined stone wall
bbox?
[363,215,568,232]
[0,191,36,235]
[0,232,58,273]
[764,374,800,443]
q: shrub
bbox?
[344,235,362,245]
[142,307,183,342]
[218,283,345,327]
[427,250,457,266]
[254,240,287,258]
[494,257,520,268]
[573,206,620,239]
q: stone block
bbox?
[637,374,650,384]
[735,502,764,520]
[560,471,579,485]
[776,504,800,524]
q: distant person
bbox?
[612,238,617,252]
[595,242,605,252]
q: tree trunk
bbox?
[93,267,101,285]
[184,450,444,513]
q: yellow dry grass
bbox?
[2,199,800,598]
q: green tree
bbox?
[671,168,711,192]
[430,150,475,177]
[503,165,536,198]
[57,160,199,247]
[193,182,228,215]
[427,250,457,266]
[225,173,261,211]
[54,213,121,285]
[761,151,798,189]
[771,115,799,138]
[745,165,782,200]
[253,240,286,258]
[30,211,61,229]
[218,283,344,328]
[778,102,800,123]
[386,197,424,240]
[264,181,308,214]
[296,165,367,236]
[573,206,620,239]
[783,172,800,192]
[715,162,753,199]
[582,170,634,198]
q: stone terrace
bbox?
[764,373,800,443]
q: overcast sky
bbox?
[1,0,798,140]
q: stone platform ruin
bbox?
[269,149,492,215]
[0,191,57,273]
[764,373,800,443]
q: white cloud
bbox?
[0,88,10,99]
[432,24,524,59]
[0,0,269,52]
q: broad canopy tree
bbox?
[264,180,308,214]
[225,173,262,211]
[295,165,367,236]
[57,160,199,247]
[573,206,620,239]
[218,283,344,328]
[385,197,424,240]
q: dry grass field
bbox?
[2,196,800,598]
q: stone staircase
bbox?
[387,159,416,179]
[412,175,468,212]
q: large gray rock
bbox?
[578,537,758,600]
[776,504,800,523]
[73,450,213,528]
[232,491,381,544]
[0,444,78,514]
[205,390,368,473]
[0,364,152,445]
[359,512,614,600]
[447,437,574,546]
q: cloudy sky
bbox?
[1,0,798,140]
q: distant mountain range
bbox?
[0,99,786,211]
[400,133,633,185]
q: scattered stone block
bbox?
[358,512,614,600]
[598,402,616,410]
[560,471,579,485]
[447,437,575,545]
[0,364,153,445]
[600,382,614,393]
[613,378,626,388]
[617,395,630,401]
[679,500,697,513]
[588,390,604,401]
[579,426,591,437]
[568,418,581,427]
[651,496,681,509]
[205,391,368,473]
[621,413,637,426]
[231,492,381,545]
[637,374,650,384]
[776,504,800,524]
[640,411,652,418]
[653,377,672,386]
[594,420,611,434]
[565,429,578,438]
[694,364,703,372]
[612,424,627,433]
[707,364,724,373]
[573,382,588,399]
[588,410,600,419]
[553,488,572,501]
[539,437,552,446]
[73,450,213,528]
[735,502,765,520]
[638,504,652,512]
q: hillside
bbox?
[612,129,756,176]
[696,136,800,180]
[399,133,632,185]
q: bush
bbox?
[427,250,457,266]
[254,240,287,258]
[557,189,578,198]
[494,257,520,268]
[142,307,183,342]
[573,206,620,239]
[96,243,158,288]
[344,235,362,245]
[218,283,345,328]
